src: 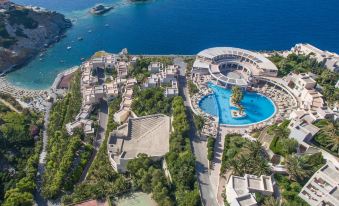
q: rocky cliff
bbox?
[0,1,72,73]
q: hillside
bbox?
[0,0,71,73]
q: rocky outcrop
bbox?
[0,1,72,73]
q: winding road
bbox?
[176,57,219,206]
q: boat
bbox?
[88,30,92,33]
[80,57,85,61]
[60,60,65,63]
[90,4,113,15]
[67,46,72,50]
[104,24,109,27]
[77,37,83,41]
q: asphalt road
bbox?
[177,58,219,206]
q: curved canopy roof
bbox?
[197,47,278,71]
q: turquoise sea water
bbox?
[199,83,276,126]
[8,0,339,89]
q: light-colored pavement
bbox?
[177,57,219,206]
[35,92,54,206]
[0,98,22,113]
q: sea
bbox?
[8,0,339,89]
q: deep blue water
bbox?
[8,0,339,89]
[199,83,276,126]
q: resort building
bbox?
[299,161,339,206]
[284,73,326,111]
[226,174,275,206]
[107,114,171,173]
[114,108,130,124]
[160,65,178,84]
[292,43,339,72]
[81,62,98,87]
[164,79,179,97]
[143,64,179,97]
[148,62,164,73]
[288,119,320,150]
[192,47,278,88]
[116,61,128,78]
[66,119,94,136]
[83,85,105,105]
[144,74,159,88]
[104,82,119,101]
[285,73,317,96]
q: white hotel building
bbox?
[192,47,278,88]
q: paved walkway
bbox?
[0,98,21,113]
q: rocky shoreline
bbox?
[0,1,72,75]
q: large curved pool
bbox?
[199,83,276,126]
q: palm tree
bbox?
[285,155,312,182]
[263,196,280,206]
[238,105,245,115]
[317,121,339,154]
[272,126,289,139]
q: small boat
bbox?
[39,58,43,61]
[90,4,113,15]
[67,46,72,50]
[77,37,83,41]
[104,24,109,27]
[60,60,65,63]
[88,29,92,33]
[39,53,44,57]
[80,57,85,61]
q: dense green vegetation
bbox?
[184,57,194,75]
[193,114,204,132]
[313,119,339,155]
[0,99,43,205]
[62,97,130,204]
[0,17,16,48]
[187,80,199,96]
[221,134,270,176]
[231,86,243,106]
[0,93,23,111]
[268,120,298,157]
[165,96,200,206]
[8,9,38,29]
[132,87,172,116]
[269,53,339,103]
[41,71,94,198]
[207,137,215,161]
[276,153,325,206]
[127,154,174,206]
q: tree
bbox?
[285,155,312,182]
[238,105,245,115]
[3,189,34,206]
[263,196,279,206]
[231,86,243,106]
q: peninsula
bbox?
[0,0,72,74]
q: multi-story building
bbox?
[107,114,170,173]
[226,174,275,206]
[192,47,278,88]
[148,62,164,73]
[292,43,339,72]
[299,161,339,206]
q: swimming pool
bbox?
[198,83,276,126]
